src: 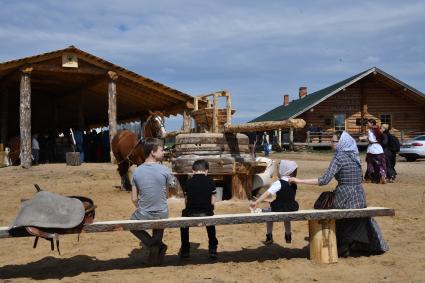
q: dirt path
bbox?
[0,153,424,282]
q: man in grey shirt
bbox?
[130,137,175,265]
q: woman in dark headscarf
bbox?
[289,131,389,256]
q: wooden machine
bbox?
[171,91,305,200]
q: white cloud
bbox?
[1,0,424,124]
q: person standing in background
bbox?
[262,131,270,157]
[31,134,40,165]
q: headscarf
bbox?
[279,160,298,182]
[336,131,361,165]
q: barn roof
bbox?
[0,46,194,132]
[251,67,425,122]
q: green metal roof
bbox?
[250,67,425,122]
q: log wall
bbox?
[298,77,425,140]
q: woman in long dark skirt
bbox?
[364,119,387,184]
[289,131,389,257]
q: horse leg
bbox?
[118,161,132,191]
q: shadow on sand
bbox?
[0,243,309,280]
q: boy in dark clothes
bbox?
[180,159,218,259]
[250,160,299,245]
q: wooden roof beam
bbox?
[119,77,181,105]
[32,64,107,76]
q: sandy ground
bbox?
[0,152,424,283]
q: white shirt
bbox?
[267,178,289,195]
[32,138,40,150]
[367,129,383,154]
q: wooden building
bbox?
[251,67,425,144]
[0,46,195,167]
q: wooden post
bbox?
[244,174,253,200]
[194,97,198,111]
[230,174,253,200]
[212,93,218,133]
[289,127,294,151]
[108,71,118,163]
[20,67,33,168]
[278,128,282,147]
[231,174,247,200]
[308,219,338,264]
[1,87,8,148]
[226,92,232,126]
[182,110,192,133]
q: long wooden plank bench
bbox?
[0,207,394,264]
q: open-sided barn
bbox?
[0,46,195,167]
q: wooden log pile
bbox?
[173,133,250,157]
[171,132,267,199]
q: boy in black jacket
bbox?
[180,159,218,259]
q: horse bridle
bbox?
[144,114,165,138]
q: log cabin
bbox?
[251,67,425,145]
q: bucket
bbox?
[215,187,223,202]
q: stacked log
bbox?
[172,133,252,174]
[172,133,268,200]
[173,133,250,156]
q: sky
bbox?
[1,0,424,131]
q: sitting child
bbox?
[180,159,218,259]
[250,160,299,245]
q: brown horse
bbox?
[111,111,167,191]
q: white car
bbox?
[399,135,425,162]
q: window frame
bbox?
[334,113,346,133]
[379,113,392,128]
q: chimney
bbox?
[283,94,289,106]
[299,86,307,99]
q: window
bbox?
[380,114,392,128]
[334,114,345,133]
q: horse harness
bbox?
[116,114,164,166]
[116,137,144,166]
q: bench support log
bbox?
[308,219,338,264]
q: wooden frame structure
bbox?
[192,90,232,133]
[172,91,306,200]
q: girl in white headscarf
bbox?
[250,160,299,245]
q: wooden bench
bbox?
[0,207,394,264]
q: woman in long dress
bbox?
[364,119,387,184]
[289,131,389,256]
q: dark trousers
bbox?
[131,229,164,247]
[130,210,166,247]
[180,225,218,252]
[180,210,218,252]
[32,149,39,164]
